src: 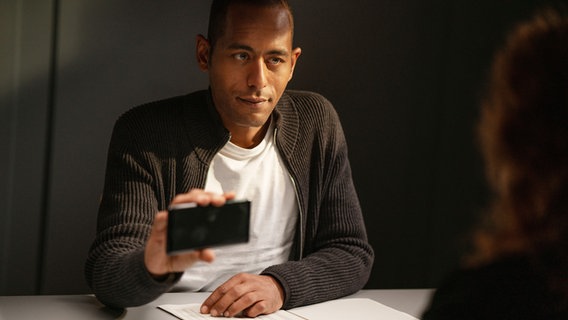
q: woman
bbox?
[422,9,568,320]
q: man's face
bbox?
[197,4,301,135]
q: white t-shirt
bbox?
[177,121,298,291]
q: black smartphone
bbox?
[166,200,251,255]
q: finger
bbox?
[153,211,168,233]
[199,248,215,263]
[169,251,200,271]
[144,211,169,276]
[171,189,230,207]
[208,192,235,207]
[200,286,226,315]
[223,191,237,201]
[241,276,283,317]
[225,291,262,317]
[172,249,214,265]
[171,189,210,206]
[243,300,269,318]
[200,275,244,315]
[168,248,216,272]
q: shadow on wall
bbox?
[41,0,212,294]
[1,0,210,295]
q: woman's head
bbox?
[474,8,568,262]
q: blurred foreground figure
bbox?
[423,8,568,320]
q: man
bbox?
[85,0,374,317]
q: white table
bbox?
[0,289,433,320]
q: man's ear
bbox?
[288,47,302,81]
[196,34,211,71]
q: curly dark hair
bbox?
[470,7,568,303]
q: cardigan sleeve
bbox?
[262,92,374,309]
[84,111,179,308]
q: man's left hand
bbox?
[200,273,284,318]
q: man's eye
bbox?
[234,53,249,61]
[268,57,284,65]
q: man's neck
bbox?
[229,120,271,149]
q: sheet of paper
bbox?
[159,298,418,320]
[157,303,305,320]
[287,298,418,320]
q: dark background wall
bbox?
[1,0,563,295]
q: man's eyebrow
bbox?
[267,49,290,56]
[227,43,254,51]
[227,43,290,56]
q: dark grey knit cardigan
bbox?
[85,89,374,309]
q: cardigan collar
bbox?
[187,88,300,163]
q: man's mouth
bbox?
[237,96,271,104]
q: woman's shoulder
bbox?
[422,255,565,319]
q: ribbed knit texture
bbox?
[85,89,374,309]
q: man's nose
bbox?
[247,59,268,89]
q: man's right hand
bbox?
[144,189,236,279]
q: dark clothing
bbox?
[422,255,567,320]
[85,89,374,309]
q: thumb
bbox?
[152,211,168,235]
